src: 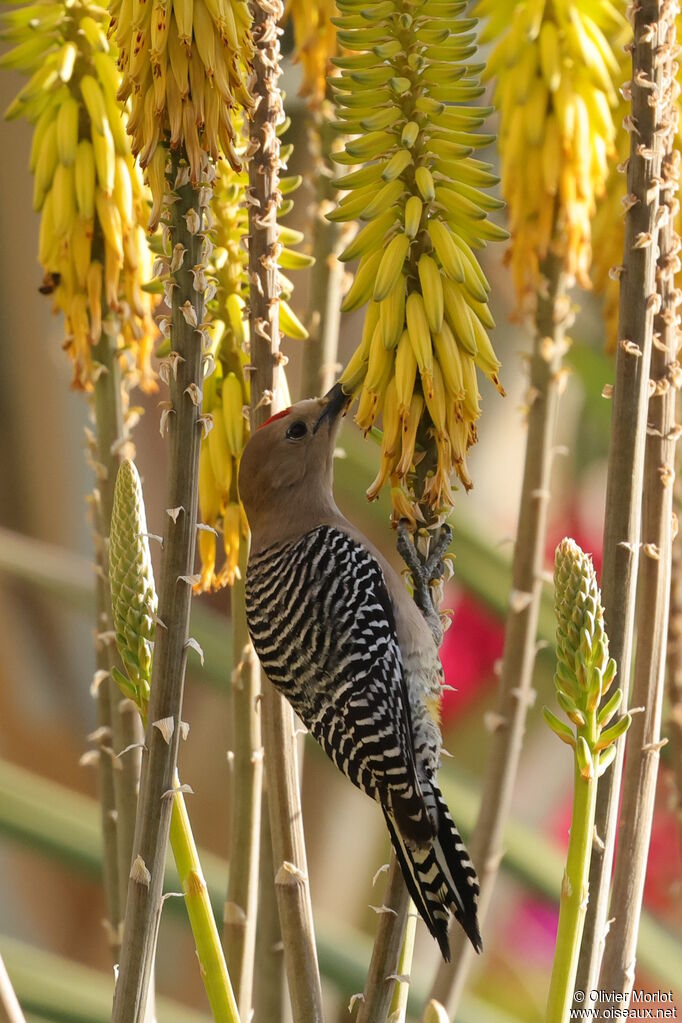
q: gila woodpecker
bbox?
[238,383,481,959]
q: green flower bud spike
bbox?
[545,538,630,1023]
[109,459,157,715]
[109,458,240,1023]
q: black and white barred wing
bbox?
[245,525,433,846]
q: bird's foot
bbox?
[397,522,452,643]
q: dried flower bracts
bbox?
[2,0,158,390]
[331,0,506,518]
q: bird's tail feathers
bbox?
[382,785,482,961]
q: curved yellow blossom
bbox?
[2,0,157,391]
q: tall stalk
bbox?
[544,540,625,1023]
[576,1,669,995]
[356,858,411,1023]
[224,542,263,1018]
[253,788,284,1023]
[111,149,216,1023]
[599,18,680,996]
[430,248,569,1013]
[91,325,145,948]
[247,1,324,1018]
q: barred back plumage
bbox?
[245,523,481,957]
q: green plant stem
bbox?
[224,542,263,1019]
[111,147,237,1023]
[91,324,146,941]
[576,2,668,996]
[169,780,238,1021]
[389,908,417,1023]
[247,1,324,1019]
[253,787,284,1023]
[1,756,681,1000]
[300,105,347,400]
[430,247,568,1013]
[599,44,681,998]
[91,569,120,958]
[356,858,411,1023]
[546,759,598,1023]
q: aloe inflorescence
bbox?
[544,538,631,1023]
[478,0,629,307]
[2,0,158,391]
[330,0,507,520]
[109,459,157,714]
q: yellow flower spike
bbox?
[478,0,629,308]
[332,0,505,519]
[110,0,253,226]
[3,0,158,393]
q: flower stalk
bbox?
[109,457,241,1023]
[356,858,412,1023]
[223,541,263,1018]
[430,0,625,1008]
[90,324,146,961]
[111,150,223,1023]
[246,0,323,1019]
[599,21,681,996]
[431,247,570,1012]
[544,540,628,1023]
[253,788,284,1023]
[576,1,673,995]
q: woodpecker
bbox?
[238,384,481,958]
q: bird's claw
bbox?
[397,522,451,643]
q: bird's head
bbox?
[238,383,351,544]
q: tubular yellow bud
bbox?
[374,233,410,302]
[379,278,407,351]
[406,291,433,377]
[395,329,417,417]
[397,391,424,478]
[417,254,444,335]
[404,195,423,239]
[221,373,245,458]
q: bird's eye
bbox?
[285,420,308,440]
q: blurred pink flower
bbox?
[440,590,504,722]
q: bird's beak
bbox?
[313,382,351,434]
